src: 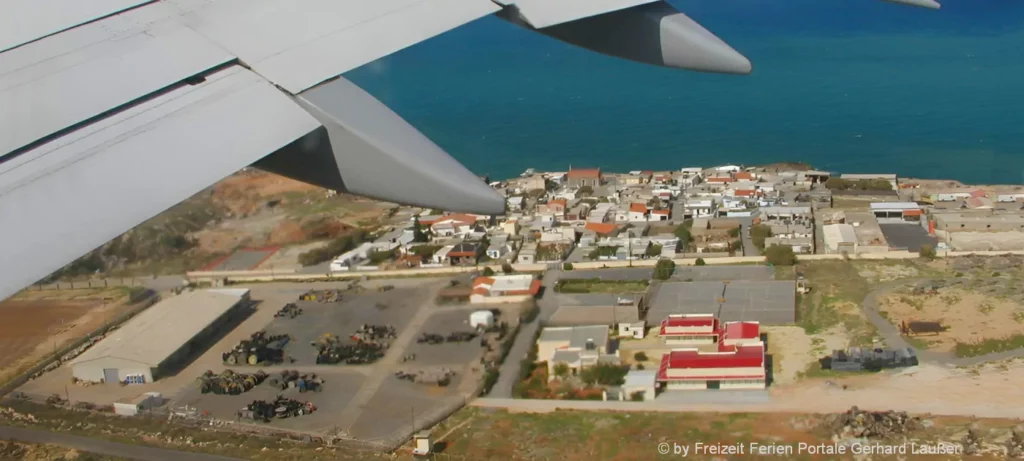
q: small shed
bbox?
[469,310,495,329]
[113,392,163,416]
[412,430,432,456]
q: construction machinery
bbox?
[197,370,268,395]
[222,331,290,366]
[298,289,344,302]
[275,303,303,318]
[352,324,396,342]
[824,347,919,372]
[445,332,478,343]
[395,368,456,387]
[417,333,445,345]
[266,370,325,392]
[312,333,387,365]
[239,396,316,422]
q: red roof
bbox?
[652,209,670,216]
[472,277,495,288]
[970,189,987,198]
[550,199,567,207]
[585,222,617,235]
[640,170,654,176]
[734,189,756,197]
[734,172,754,180]
[629,203,647,213]
[707,177,735,183]
[662,315,716,328]
[568,168,601,179]
[722,321,760,340]
[659,343,764,371]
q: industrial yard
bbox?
[13,277,505,447]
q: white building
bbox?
[537,325,614,379]
[470,274,539,304]
[822,223,858,254]
[71,289,250,384]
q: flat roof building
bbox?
[537,325,615,379]
[656,342,766,390]
[470,274,541,304]
[71,289,250,384]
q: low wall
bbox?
[187,263,549,283]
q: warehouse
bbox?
[71,288,250,384]
[656,342,766,390]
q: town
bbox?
[2,164,1024,460]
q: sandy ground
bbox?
[254,242,328,271]
[879,288,1024,352]
[946,231,1024,252]
[0,290,131,383]
[764,326,848,385]
[857,264,921,283]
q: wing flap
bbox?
[178,0,501,94]
[0,8,235,155]
[0,66,319,301]
[0,0,152,53]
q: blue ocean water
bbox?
[345,0,1024,184]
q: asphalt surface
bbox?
[0,426,244,461]
[489,268,562,398]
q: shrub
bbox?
[562,262,574,271]
[919,244,936,260]
[482,267,495,276]
[653,259,675,280]
[695,257,706,266]
[501,262,514,274]
[750,224,773,250]
[764,244,797,266]
[633,352,648,362]
[630,391,645,402]
[553,363,570,379]
[580,363,629,386]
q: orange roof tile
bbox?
[652,209,670,215]
[734,172,754,180]
[568,168,601,179]
[629,203,647,213]
[585,222,617,235]
[550,199,567,207]
[472,277,495,288]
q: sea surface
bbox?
[344,0,1024,185]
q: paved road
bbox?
[861,278,1024,366]
[735,216,760,257]
[489,268,562,398]
[0,426,244,461]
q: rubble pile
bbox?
[1006,425,1024,458]
[826,407,921,439]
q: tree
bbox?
[482,267,495,276]
[645,243,662,258]
[580,363,629,386]
[728,227,741,238]
[695,257,706,266]
[653,259,675,280]
[412,216,429,243]
[562,262,574,271]
[501,262,514,274]
[750,224,773,250]
[919,244,937,260]
[764,244,797,266]
[674,223,692,252]
[553,363,570,379]
[633,352,648,362]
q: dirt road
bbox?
[0,425,243,461]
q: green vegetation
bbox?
[695,257,706,266]
[366,249,395,265]
[633,352,648,362]
[411,216,429,243]
[630,391,645,402]
[501,262,514,274]
[555,279,649,294]
[653,259,675,280]
[297,231,367,266]
[728,227,741,238]
[795,261,875,346]
[673,221,693,252]
[825,177,894,191]
[562,262,574,270]
[954,334,1024,358]
[764,244,797,266]
[645,243,663,258]
[408,244,441,257]
[536,244,566,262]
[750,224,772,250]
[482,267,496,276]
[588,245,620,260]
[919,243,936,260]
[553,362,570,379]
[580,363,629,386]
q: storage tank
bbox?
[469,310,495,329]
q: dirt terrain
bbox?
[880,287,1023,353]
[763,326,848,385]
[0,290,130,383]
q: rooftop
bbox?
[568,168,601,179]
[72,289,249,367]
[659,342,764,372]
[539,325,610,349]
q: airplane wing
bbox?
[1,0,939,300]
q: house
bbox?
[656,342,766,390]
[329,242,376,271]
[537,198,567,217]
[521,175,546,192]
[447,242,480,265]
[507,196,524,212]
[870,202,923,221]
[431,245,455,265]
[486,235,515,260]
[658,314,760,345]
[470,275,541,304]
[733,171,755,181]
[650,209,670,221]
[537,325,614,379]
[547,296,647,338]
[517,242,538,263]
[683,200,715,218]
[584,222,618,237]
[431,214,477,237]
[628,203,649,222]
[565,204,590,221]
[500,219,521,236]
[621,369,658,401]
[822,224,857,254]
[567,168,602,189]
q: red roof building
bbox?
[629,202,648,213]
[659,314,761,346]
[733,171,755,181]
[585,222,618,235]
[733,189,757,198]
[655,342,766,390]
[706,176,735,183]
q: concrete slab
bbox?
[879,223,938,252]
[647,281,796,325]
[404,310,488,367]
[347,376,468,441]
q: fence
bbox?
[31,277,146,291]
[0,292,160,399]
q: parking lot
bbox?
[173,368,366,432]
[404,310,489,367]
[261,286,426,366]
